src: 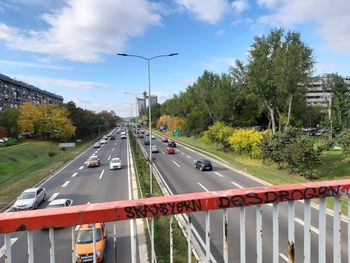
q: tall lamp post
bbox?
[118,53,178,195]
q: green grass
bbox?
[0,140,93,209]
[160,132,350,214]
[129,132,196,263]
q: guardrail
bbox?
[1,179,350,262]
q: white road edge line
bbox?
[279,253,289,262]
[214,171,224,178]
[71,172,78,178]
[99,169,105,180]
[172,161,181,167]
[108,155,111,161]
[61,181,70,187]
[0,238,18,258]
[48,193,59,202]
[79,166,84,170]
[198,183,209,192]
[230,181,244,188]
[295,217,319,235]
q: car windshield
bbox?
[19,192,35,199]
[76,229,102,244]
[111,159,120,163]
[203,161,211,165]
[89,156,98,161]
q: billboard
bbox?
[136,97,146,116]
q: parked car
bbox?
[168,140,176,147]
[47,198,73,208]
[194,159,213,171]
[151,145,159,153]
[86,155,100,167]
[164,147,175,154]
[93,142,101,148]
[109,157,122,169]
[75,223,107,263]
[13,187,46,210]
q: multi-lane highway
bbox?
[0,130,136,263]
[137,131,349,263]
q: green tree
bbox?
[0,108,19,137]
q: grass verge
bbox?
[129,132,196,262]
[0,139,94,210]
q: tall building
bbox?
[0,73,63,112]
[150,95,158,106]
[306,75,350,107]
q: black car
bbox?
[194,159,212,171]
[168,140,176,148]
[144,140,150,145]
[110,135,116,140]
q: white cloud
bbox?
[256,0,279,9]
[0,59,73,70]
[258,0,350,55]
[215,29,225,36]
[0,0,161,62]
[232,0,249,13]
[201,56,236,73]
[174,0,231,24]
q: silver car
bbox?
[47,199,73,208]
[13,187,46,210]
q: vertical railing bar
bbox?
[114,222,117,263]
[223,208,228,263]
[205,211,211,263]
[272,203,279,263]
[188,214,192,263]
[348,196,350,263]
[92,224,97,263]
[27,231,34,263]
[151,217,155,263]
[4,233,11,263]
[288,201,295,263]
[240,207,246,263]
[256,205,262,263]
[71,226,76,263]
[319,197,326,263]
[170,216,173,263]
[49,228,55,263]
[333,196,341,263]
[304,199,311,263]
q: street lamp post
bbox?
[118,53,178,195]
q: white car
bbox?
[47,199,73,208]
[13,187,46,210]
[109,158,122,169]
[120,134,126,139]
[100,139,107,144]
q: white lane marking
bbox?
[61,181,70,187]
[214,171,224,177]
[108,155,111,161]
[181,152,185,155]
[112,148,115,151]
[279,253,289,262]
[79,166,84,170]
[87,202,90,205]
[198,183,209,192]
[71,172,78,178]
[99,169,105,180]
[186,155,191,158]
[0,238,18,258]
[94,151,98,154]
[230,181,244,188]
[172,161,181,167]
[48,193,59,202]
[295,217,319,234]
[115,143,117,146]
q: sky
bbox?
[0,0,350,117]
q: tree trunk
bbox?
[285,94,293,129]
[268,106,276,133]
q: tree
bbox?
[0,108,19,137]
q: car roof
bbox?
[111,157,121,161]
[48,199,70,205]
[23,188,40,192]
[79,223,103,230]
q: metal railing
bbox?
[1,179,350,262]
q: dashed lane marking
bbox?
[79,166,84,170]
[99,169,105,180]
[71,172,78,178]
[230,181,244,188]
[61,181,70,187]
[112,148,115,151]
[181,152,185,155]
[186,155,191,159]
[214,171,224,177]
[295,217,319,234]
[172,161,181,167]
[279,253,289,262]
[108,155,111,161]
[0,238,18,258]
[48,193,59,202]
[198,183,209,192]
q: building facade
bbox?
[0,73,63,112]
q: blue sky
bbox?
[0,0,349,117]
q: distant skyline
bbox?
[0,0,349,117]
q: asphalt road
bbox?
[0,130,134,263]
[137,132,349,263]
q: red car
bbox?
[160,137,168,142]
[164,147,175,154]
